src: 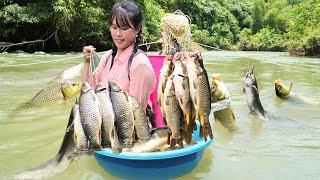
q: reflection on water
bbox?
[1,51,320,179]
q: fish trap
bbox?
[160,11,192,54]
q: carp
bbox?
[275,79,293,99]
[244,67,266,119]
[9,81,82,118]
[157,56,174,118]
[172,55,195,144]
[95,84,121,153]
[128,95,150,141]
[163,75,184,149]
[79,82,102,150]
[109,80,135,148]
[72,102,87,150]
[275,79,319,105]
[29,81,82,105]
[185,52,213,141]
[210,74,237,131]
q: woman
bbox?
[82,0,156,112]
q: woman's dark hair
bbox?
[110,0,143,77]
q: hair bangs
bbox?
[112,8,134,29]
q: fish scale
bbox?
[95,85,116,148]
[186,53,213,141]
[128,95,150,141]
[109,81,135,148]
[72,103,87,150]
[163,76,184,148]
[158,57,174,117]
[173,59,195,144]
[79,82,102,150]
[30,81,82,104]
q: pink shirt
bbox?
[93,44,156,111]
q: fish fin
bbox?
[161,82,165,93]
[251,65,255,74]
[205,122,214,140]
[193,79,197,89]
[194,95,197,106]
[184,125,193,145]
[170,138,176,149]
[157,96,162,106]
[66,121,74,132]
[199,125,204,138]
[179,96,183,106]
[231,110,236,122]
[167,129,172,145]
[288,82,293,93]
[111,126,122,153]
[165,97,169,106]
[73,133,78,149]
[178,137,184,149]
[182,81,186,90]
[253,85,259,93]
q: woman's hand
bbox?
[83,45,96,63]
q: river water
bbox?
[0,51,319,179]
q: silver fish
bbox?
[244,67,266,119]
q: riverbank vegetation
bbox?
[0,0,319,56]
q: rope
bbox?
[87,50,101,85]
[138,39,163,47]
[138,38,225,51]
[0,55,83,68]
[0,51,105,68]
[0,28,59,51]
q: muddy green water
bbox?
[0,51,319,179]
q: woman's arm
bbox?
[82,45,95,85]
[129,55,156,111]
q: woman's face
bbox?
[110,18,139,52]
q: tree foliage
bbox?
[0,0,319,56]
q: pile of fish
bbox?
[157,52,213,149]
[74,81,152,153]
[13,81,156,179]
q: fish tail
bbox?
[184,125,193,144]
[178,137,184,149]
[205,122,214,140]
[170,138,177,149]
[199,115,213,141]
[167,129,172,145]
[111,126,122,153]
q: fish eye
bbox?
[211,85,216,91]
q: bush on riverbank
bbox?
[0,0,319,56]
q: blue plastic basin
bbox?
[93,123,212,179]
